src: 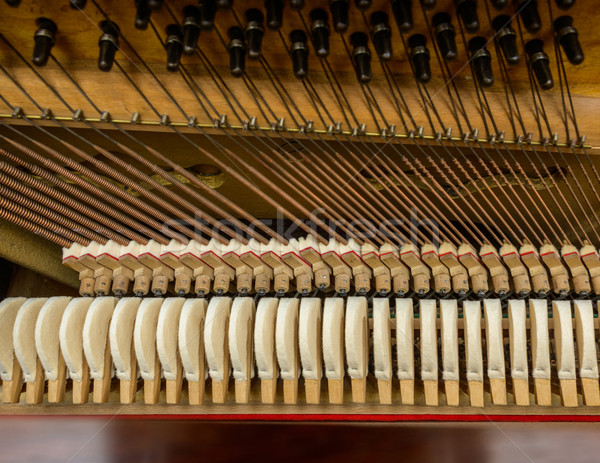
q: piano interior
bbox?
[0,0,600,419]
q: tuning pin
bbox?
[245,9,264,59]
[432,12,457,62]
[371,12,392,61]
[468,36,494,87]
[492,15,519,65]
[310,9,330,58]
[515,0,541,34]
[98,20,120,72]
[69,0,86,8]
[182,6,201,55]
[355,0,371,10]
[330,0,349,33]
[455,0,479,33]
[290,0,304,10]
[421,0,436,9]
[265,0,284,30]
[408,34,431,83]
[216,0,233,9]
[148,0,162,11]
[228,26,246,77]
[135,0,151,30]
[350,32,372,84]
[491,0,507,8]
[290,29,309,79]
[165,24,183,72]
[525,39,553,89]
[391,0,413,32]
[5,0,20,6]
[32,18,57,67]
[554,16,584,65]
[199,0,216,30]
[555,0,575,10]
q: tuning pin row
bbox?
[290,30,309,79]
[371,12,392,61]
[408,34,431,84]
[469,37,494,87]
[227,26,246,77]
[310,9,330,58]
[165,25,183,72]
[98,20,120,72]
[32,18,57,67]
[492,15,519,65]
[350,32,372,84]
[432,12,457,62]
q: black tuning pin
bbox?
[492,15,519,65]
[148,0,162,11]
[420,0,436,10]
[371,12,392,61]
[227,26,246,77]
[491,0,507,9]
[555,0,575,10]
[199,0,217,30]
[265,0,284,30]
[350,32,372,84]
[408,34,431,83]
[216,0,233,9]
[165,24,183,72]
[468,36,494,87]
[330,0,349,33]
[355,0,371,10]
[5,0,20,6]
[432,12,457,62]
[98,20,120,72]
[135,0,151,30]
[245,9,264,59]
[554,15,584,65]
[182,6,201,55]
[290,29,309,79]
[290,0,304,10]
[32,18,57,67]
[515,0,541,34]
[525,39,553,89]
[310,9,330,58]
[391,0,413,32]
[455,0,479,33]
[69,0,86,9]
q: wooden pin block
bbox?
[328,378,344,404]
[47,354,67,403]
[512,378,530,406]
[377,379,392,405]
[93,342,112,404]
[423,380,438,406]
[489,378,507,405]
[534,378,552,406]
[400,380,414,405]
[581,378,600,406]
[560,379,579,407]
[2,359,23,404]
[144,356,161,405]
[445,380,460,406]
[468,381,484,408]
